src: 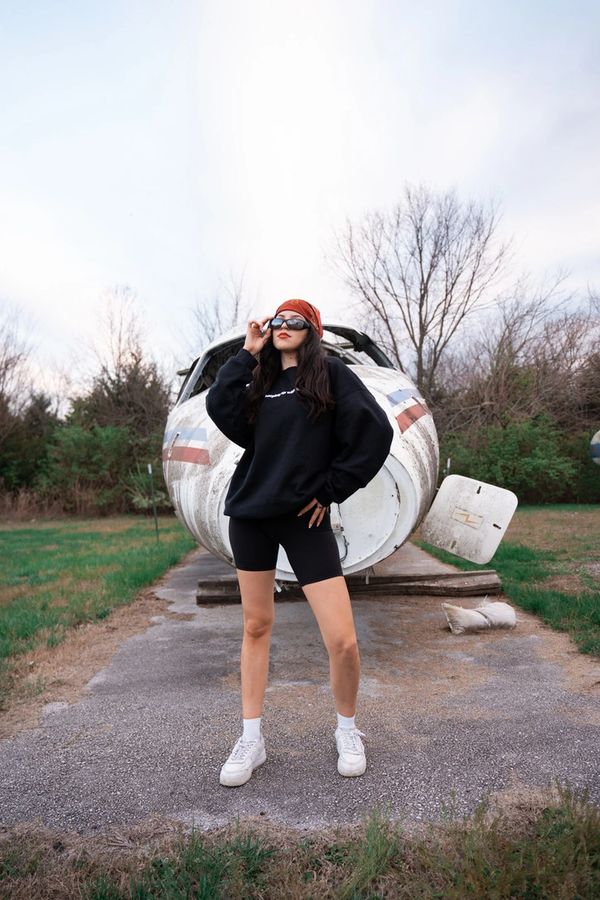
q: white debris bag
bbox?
[442,600,517,634]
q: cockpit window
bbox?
[190,342,244,399]
[176,327,395,406]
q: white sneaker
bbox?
[335,727,367,777]
[219,734,266,787]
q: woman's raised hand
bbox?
[243,316,272,357]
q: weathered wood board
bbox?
[195,543,502,603]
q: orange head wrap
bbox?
[274,299,323,338]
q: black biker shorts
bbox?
[228,509,343,586]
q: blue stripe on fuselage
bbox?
[163,426,208,446]
[387,388,419,406]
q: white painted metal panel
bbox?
[421,474,518,565]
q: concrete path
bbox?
[1,546,599,835]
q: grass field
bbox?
[0,516,196,709]
[416,504,600,657]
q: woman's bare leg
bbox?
[236,569,276,718]
[301,576,360,716]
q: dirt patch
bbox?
[0,516,160,534]
[0,573,121,609]
[360,592,600,720]
[514,605,600,695]
[0,590,195,741]
[541,573,590,594]
[483,776,568,827]
[584,562,600,581]
[504,508,600,555]
[0,583,39,607]
[360,595,496,716]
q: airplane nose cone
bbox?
[163,362,438,578]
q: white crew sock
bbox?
[242,716,262,741]
[337,712,356,730]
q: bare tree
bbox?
[434,276,599,433]
[70,284,172,431]
[92,284,146,378]
[0,305,32,445]
[185,268,253,356]
[329,184,510,396]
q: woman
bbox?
[206,299,393,787]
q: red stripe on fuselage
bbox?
[162,446,210,465]
[396,404,428,433]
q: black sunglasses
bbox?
[269,316,311,331]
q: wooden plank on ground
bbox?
[195,554,502,603]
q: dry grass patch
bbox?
[0,785,598,899]
[0,517,145,534]
[504,506,600,555]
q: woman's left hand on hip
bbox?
[297,498,328,528]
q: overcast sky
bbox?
[1,0,599,383]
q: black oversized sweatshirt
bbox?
[205,348,394,519]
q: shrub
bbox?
[441,415,578,503]
[36,424,132,514]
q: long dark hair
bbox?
[246,327,335,424]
